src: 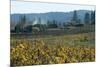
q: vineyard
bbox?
[10,32,95,66]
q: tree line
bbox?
[11,10,95,33]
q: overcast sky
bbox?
[11,1,95,14]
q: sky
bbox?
[11,1,95,14]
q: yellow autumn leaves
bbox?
[11,39,95,66]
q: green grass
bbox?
[11,32,95,47]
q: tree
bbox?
[19,15,26,31]
[91,11,95,24]
[72,10,78,23]
[77,19,81,24]
[14,15,27,33]
[37,17,41,24]
[84,12,90,24]
[52,20,58,28]
[47,20,50,27]
[37,18,44,31]
[47,20,58,28]
[15,23,21,33]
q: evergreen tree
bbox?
[47,20,58,28]
[20,15,26,28]
[38,18,43,31]
[72,10,78,23]
[84,12,90,24]
[91,11,95,24]
[37,17,41,24]
[15,23,21,33]
[14,15,27,33]
[47,20,50,27]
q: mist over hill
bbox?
[11,10,93,23]
[10,10,94,30]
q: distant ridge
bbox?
[10,10,94,29]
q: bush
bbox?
[11,39,95,66]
